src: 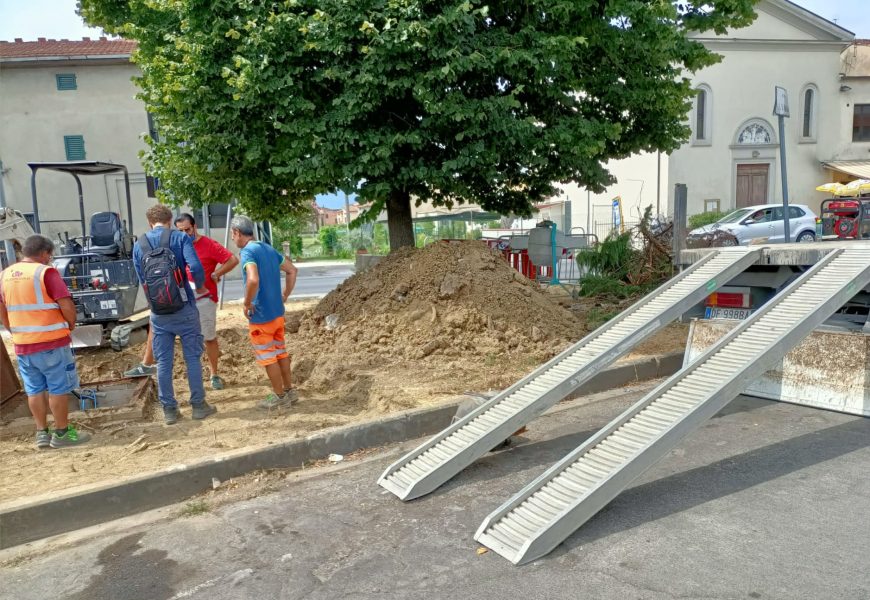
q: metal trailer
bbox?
[380,241,870,565]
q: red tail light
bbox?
[707,288,750,309]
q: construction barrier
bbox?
[484,238,586,283]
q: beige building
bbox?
[668,0,860,217]
[0,38,154,238]
[562,0,868,231]
[825,40,870,182]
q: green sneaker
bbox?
[124,363,157,378]
[258,392,292,410]
[210,375,225,390]
[50,426,91,449]
[36,429,52,450]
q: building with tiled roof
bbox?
[0,37,136,63]
[0,36,153,247]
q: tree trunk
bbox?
[386,189,415,251]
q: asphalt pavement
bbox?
[2,386,869,600]
[219,260,355,301]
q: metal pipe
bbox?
[202,204,210,237]
[777,115,791,244]
[0,161,16,266]
[121,166,133,231]
[72,173,86,236]
[656,151,661,216]
[673,184,688,267]
[586,190,591,237]
[30,167,41,233]
[219,201,234,309]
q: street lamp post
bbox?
[773,86,791,244]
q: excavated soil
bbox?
[0,241,687,502]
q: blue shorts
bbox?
[16,346,80,396]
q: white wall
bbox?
[0,62,152,238]
[559,151,669,239]
[667,1,854,218]
[669,48,847,217]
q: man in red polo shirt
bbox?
[0,234,90,448]
[125,213,238,390]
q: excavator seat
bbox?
[87,212,122,256]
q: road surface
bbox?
[2,386,868,600]
[219,261,355,301]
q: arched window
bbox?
[693,85,712,145]
[800,85,818,142]
[735,119,776,145]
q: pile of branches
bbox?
[576,207,673,300]
[685,229,739,248]
[635,207,673,282]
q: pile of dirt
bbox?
[0,242,690,502]
[288,241,586,410]
[71,242,586,417]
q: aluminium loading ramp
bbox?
[475,246,870,565]
[378,247,763,500]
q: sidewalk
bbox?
[3,388,868,599]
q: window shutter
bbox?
[64,135,86,161]
[56,73,77,91]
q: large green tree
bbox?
[81,0,756,249]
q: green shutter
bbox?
[64,135,86,161]
[55,73,77,91]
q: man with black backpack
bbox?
[133,204,217,424]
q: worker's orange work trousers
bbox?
[248,316,288,366]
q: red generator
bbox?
[820,197,870,239]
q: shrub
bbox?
[688,210,727,230]
[318,226,340,255]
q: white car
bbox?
[688,203,818,246]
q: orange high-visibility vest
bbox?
[0,261,70,346]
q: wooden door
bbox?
[736,164,769,208]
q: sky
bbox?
[1,0,866,45]
[1,0,867,209]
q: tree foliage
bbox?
[80,0,757,247]
[270,208,312,256]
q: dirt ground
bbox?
[0,242,688,504]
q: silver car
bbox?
[688,203,818,246]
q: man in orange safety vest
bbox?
[0,234,91,449]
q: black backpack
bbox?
[138,228,188,315]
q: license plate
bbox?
[704,307,751,320]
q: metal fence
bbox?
[590,219,642,241]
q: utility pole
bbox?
[219,201,234,309]
[656,151,661,217]
[586,190,591,237]
[774,86,791,244]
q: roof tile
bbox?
[0,37,136,59]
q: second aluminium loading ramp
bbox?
[378,248,763,500]
[475,246,870,565]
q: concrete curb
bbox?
[0,352,683,549]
